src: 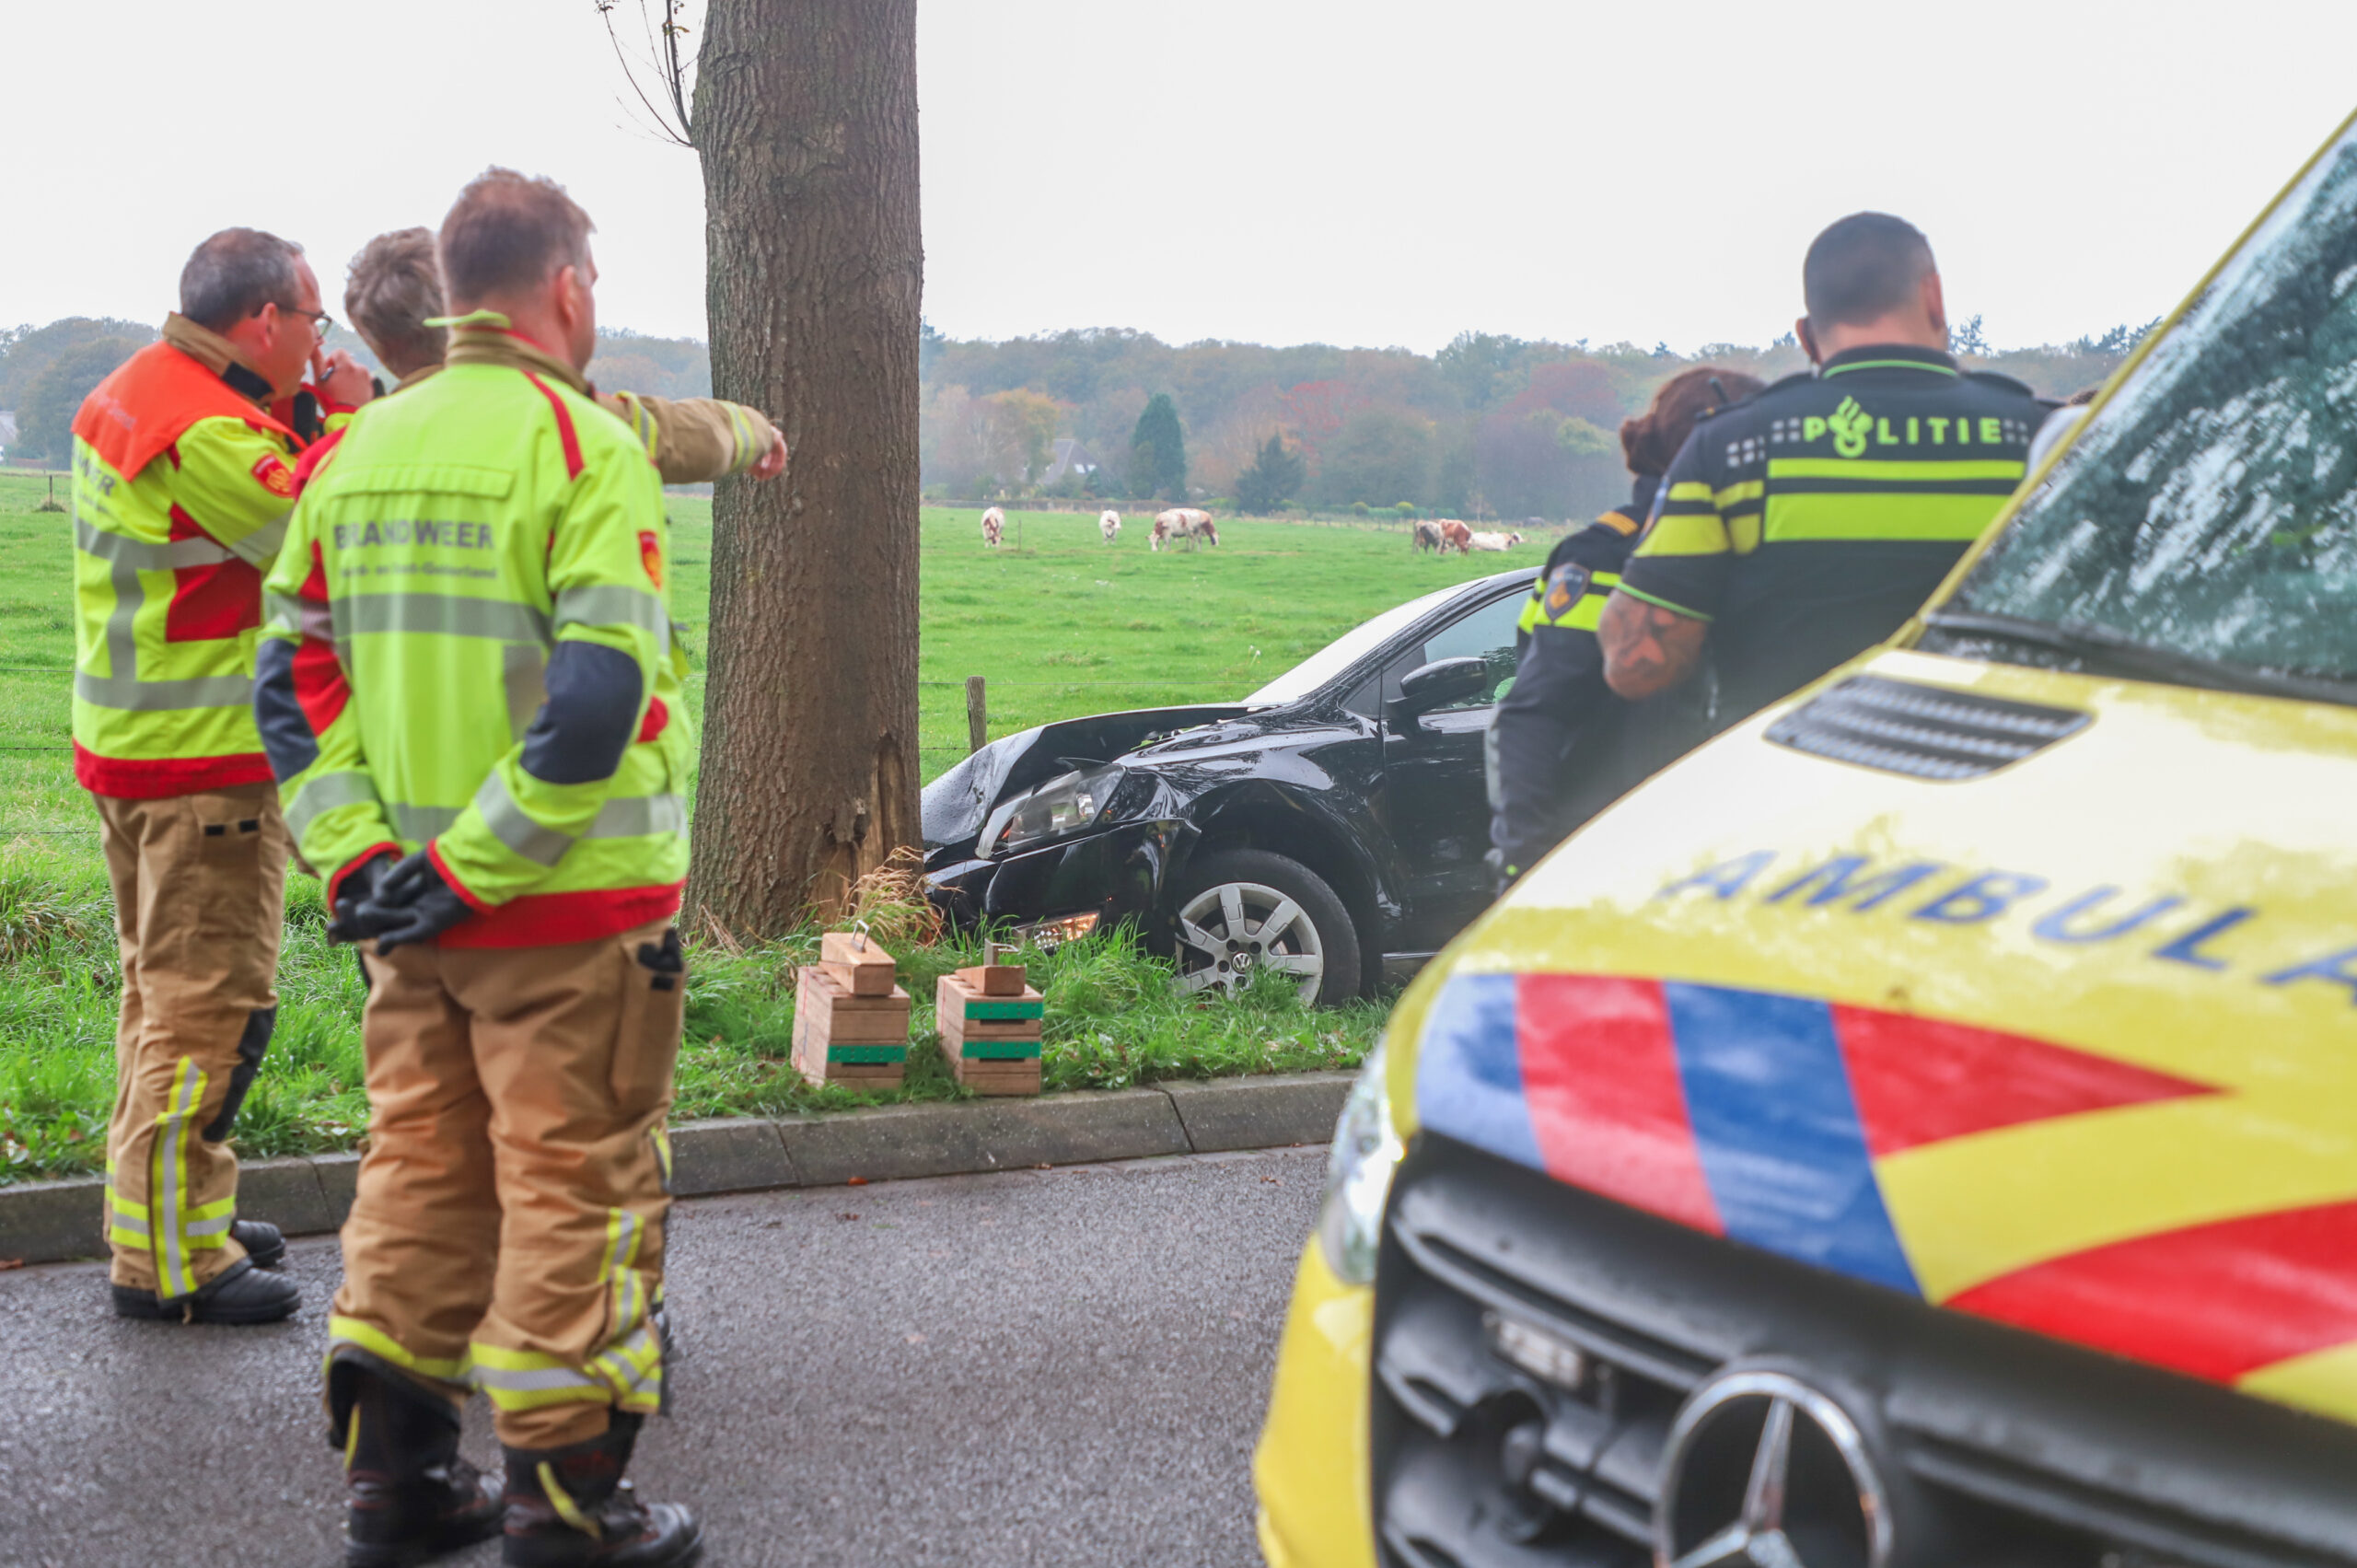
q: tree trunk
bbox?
[689,0,923,935]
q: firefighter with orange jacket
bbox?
[70,228,373,1325]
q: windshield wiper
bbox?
[1923,609,2357,709]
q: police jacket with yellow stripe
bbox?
[1618,344,2052,726]
[67,318,310,798]
[1487,479,1653,880]
[256,319,687,947]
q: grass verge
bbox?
[0,839,1379,1187]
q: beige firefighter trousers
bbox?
[329,918,682,1448]
[97,783,287,1299]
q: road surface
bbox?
[0,1144,1326,1567]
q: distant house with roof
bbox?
[1039,437,1101,487]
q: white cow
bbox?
[1099,508,1121,542]
[1150,507,1218,552]
[1467,529,1525,552]
[981,506,1004,548]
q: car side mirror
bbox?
[1384,656,1491,737]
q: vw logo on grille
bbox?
[1655,1369,1893,1568]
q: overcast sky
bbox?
[6,2,2351,354]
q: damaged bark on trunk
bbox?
[688,0,922,935]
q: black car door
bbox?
[1377,587,1528,953]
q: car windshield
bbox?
[1242,580,1485,706]
[1935,117,2357,696]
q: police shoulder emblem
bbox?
[638,529,665,590]
[1543,563,1591,619]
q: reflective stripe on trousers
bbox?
[470,1321,664,1414]
[149,1057,231,1299]
[328,1315,473,1388]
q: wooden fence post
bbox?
[966,676,987,753]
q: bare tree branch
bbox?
[596,0,697,148]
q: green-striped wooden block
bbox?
[946,1039,1042,1062]
[826,1044,910,1064]
[948,998,1044,1022]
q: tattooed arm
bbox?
[1599,590,1709,700]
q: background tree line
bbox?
[3,313,2159,520]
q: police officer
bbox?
[1488,366,1763,888]
[71,228,374,1326]
[258,169,744,1567]
[1601,213,2052,721]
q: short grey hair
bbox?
[179,228,306,332]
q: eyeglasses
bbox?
[282,306,335,339]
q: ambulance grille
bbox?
[1371,1137,2357,1568]
[1765,674,2087,780]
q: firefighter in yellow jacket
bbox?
[260,169,754,1568]
[72,227,374,1326]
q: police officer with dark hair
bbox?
[1487,365,1763,888]
[1601,213,2052,723]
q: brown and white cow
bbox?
[1436,519,1473,553]
[981,506,1005,548]
[1150,507,1218,551]
[1467,529,1525,552]
[1411,519,1444,552]
[1100,508,1122,542]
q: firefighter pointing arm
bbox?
[257,169,727,1568]
[322,225,785,489]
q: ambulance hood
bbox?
[1393,645,2357,1427]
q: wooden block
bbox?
[941,1050,1042,1096]
[799,968,911,1044]
[955,1061,1041,1097]
[935,973,1045,1023]
[938,1013,1044,1045]
[793,970,909,1091]
[954,962,1027,997]
[943,1035,1041,1062]
[819,931,897,996]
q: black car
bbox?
[923,567,1536,1004]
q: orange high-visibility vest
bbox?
[69,343,305,797]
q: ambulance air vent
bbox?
[1764,675,2088,781]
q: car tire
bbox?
[1170,849,1363,1007]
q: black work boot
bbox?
[502,1413,702,1567]
[331,1360,503,1568]
[110,1256,300,1324]
[232,1217,287,1269]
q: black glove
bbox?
[356,850,477,954]
[326,853,400,944]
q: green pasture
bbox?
[0,470,1543,1185]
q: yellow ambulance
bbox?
[1256,110,2357,1568]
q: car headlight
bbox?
[1317,1034,1402,1287]
[993,763,1147,855]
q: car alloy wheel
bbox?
[1174,878,1326,1003]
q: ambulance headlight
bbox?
[1317,1035,1402,1287]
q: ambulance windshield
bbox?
[1936,119,2357,699]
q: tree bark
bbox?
[689,0,922,935]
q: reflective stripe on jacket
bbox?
[68,329,304,798]
[258,322,688,947]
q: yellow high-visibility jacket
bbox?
[68,317,309,797]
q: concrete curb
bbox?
[0,1071,1350,1267]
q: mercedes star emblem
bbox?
[1655,1369,1893,1568]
